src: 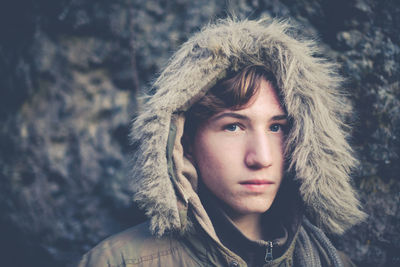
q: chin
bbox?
[233,199,274,215]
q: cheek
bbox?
[193,133,238,181]
[194,138,222,174]
[271,135,285,161]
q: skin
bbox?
[191,79,287,240]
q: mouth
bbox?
[239,180,274,192]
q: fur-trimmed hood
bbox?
[130,17,366,237]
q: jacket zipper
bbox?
[264,241,274,262]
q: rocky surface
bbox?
[0,0,398,266]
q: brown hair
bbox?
[184,65,279,138]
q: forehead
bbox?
[213,79,285,120]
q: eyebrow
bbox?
[211,112,248,122]
[211,112,288,122]
[271,114,288,121]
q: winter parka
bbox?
[79,17,366,267]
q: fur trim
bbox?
[130,18,366,236]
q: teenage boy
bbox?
[79,18,365,267]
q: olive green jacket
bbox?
[79,219,356,267]
[79,221,275,267]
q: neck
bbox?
[228,212,263,240]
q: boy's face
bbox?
[191,79,287,217]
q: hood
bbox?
[129,17,366,237]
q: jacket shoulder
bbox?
[78,221,201,267]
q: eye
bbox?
[224,123,239,132]
[270,124,282,132]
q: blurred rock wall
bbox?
[0,0,399,266]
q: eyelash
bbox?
[224,123,241,132]
[223,123,286,133]
[270,123,283,133]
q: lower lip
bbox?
[241,183,273,192]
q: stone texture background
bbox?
[0,0,398,266]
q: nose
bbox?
[244,132,273,169]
